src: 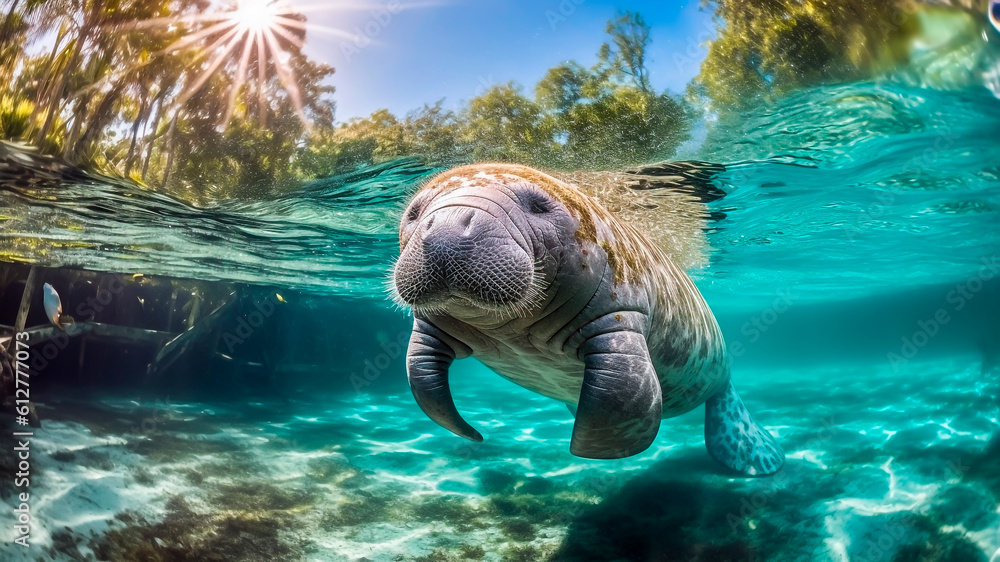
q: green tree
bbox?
[403,101,464,164]
[332,108,409,169]
[0,0,336,201]
[294,101,462,177]
[535,11,690,169]
[536,62,589,114]
[597,11,653,93]
[562,87,688,169]
[461,82,553,163]
[696,0,913,109]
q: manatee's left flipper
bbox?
[704,380,784,476]
[571,328,662,459]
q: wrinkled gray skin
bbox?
[393,167,780,472]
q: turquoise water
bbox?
[1,79,999,560]
[3,83,998,305]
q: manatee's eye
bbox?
[521,190,551,214]
[406,202,422,221]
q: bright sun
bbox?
[122,0,341,128]
[230,0,281,32]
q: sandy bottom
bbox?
[1,357,999,561]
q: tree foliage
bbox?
[695,0,915,109]
[0,0,336,202]
[597,11,653,93]
[320,10,690,173]
[461,82,554,164]
[1,6,692,199]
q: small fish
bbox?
[275,293,286,303]
[42,283,75,330]
[42,283,64,329]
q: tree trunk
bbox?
[1,0,22,39]
[71,82,125,162]
[33,24,68,109]
[62,94,92,159]
[36,0,104,149]
[125,95,148,173]
[141,93,166,181]
[35,35,84,148]
[161,114,178,187]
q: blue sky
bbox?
[299,0,716,122]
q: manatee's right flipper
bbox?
[704,380,784,476]
[571,328,662,459]
[406,318,482,442]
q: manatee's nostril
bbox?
[397,204,534,311]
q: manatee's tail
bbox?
[704,380,784,476]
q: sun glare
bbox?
[139,0,314,127]
[230,0,281,32]
[119,0,396,130]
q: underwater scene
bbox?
[1,1,1000,561]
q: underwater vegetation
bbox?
[0,353,995,560]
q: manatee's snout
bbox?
[394,205,535,312]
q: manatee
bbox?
[391,163,783,476]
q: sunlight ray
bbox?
[174,26,246,108]
[161,20,239,55]
[110,0,376,130]
[261,26,308,127]
[221,32,258,128]
[267,21,306,49]
[117,12,234,30]
[256,27,268,126]
[273,18,364,41]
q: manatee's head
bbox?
[393,164,587,318]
